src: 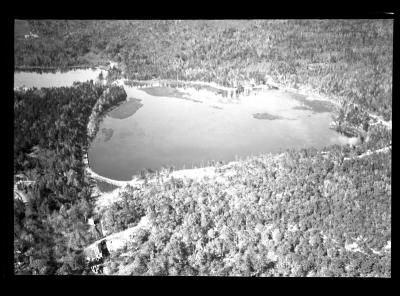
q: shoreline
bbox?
[14,64,110,73]
[15,61,389,125]
[15,59,390,125]
[15,62,388,191]
[85,76,392,187]
[87,142,392,189]
[14,59,113,72]
[122,76,340,106]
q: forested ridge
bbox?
[14,82,127,274]
[15,19,393,120]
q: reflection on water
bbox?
[88,86,345,181]
[14,68,106,89]
[14,71,347,181]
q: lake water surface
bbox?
[14,68,106,89]
[14,70,351,181]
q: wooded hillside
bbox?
[15,19,393,120]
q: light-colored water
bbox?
[89,86,349,180]
[14,71,350,181]
[14,68,106,89]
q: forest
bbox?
[13,19,392,276]
[15,19,393,120]
[91,101,391,276]
[98,141,391,276]
[14,82,127,274]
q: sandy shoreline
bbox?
[82,61,392,200]
[86,75,392,189]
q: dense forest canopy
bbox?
[100,145,391,276]
[14,82,127,274]
[15,19,393,119]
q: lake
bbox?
[14,68,106,89]
[14,70,352,181]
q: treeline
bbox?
[330,99,392,145]
[100,143,391,276]
[87,85,127,139]
[15,19,393,119]
[14,82,126,274]
[14,20,105,68]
